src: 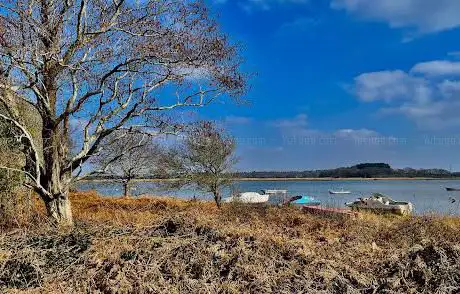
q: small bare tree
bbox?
[164,122,238,208]
[92,131,159,198]
[0,0,245,225]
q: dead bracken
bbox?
[0,191,459,293]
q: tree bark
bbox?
[45,194,73,226]
[40,126,73,225]
[213,190,221,208]
[123,180,130,198]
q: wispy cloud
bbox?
[334,129,379,140]
[331,0,460,34]
[269,114,388,143]
[235,0,309,12]
[269,113,308,128]
[225,115,253,125]
[276,17,320,36]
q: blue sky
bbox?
[200,0,460,171]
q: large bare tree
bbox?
[0,0,245,225]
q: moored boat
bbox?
[446,187,460,192]
[223,192,270,204]
[328,188,351,195]
[346,193,413,216]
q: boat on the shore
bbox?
[445,187,460,192]
[328,188,351,195]
[261,189,289,205]
[223,192,270,204]
[286,195,321,206]
[345,193,413,216]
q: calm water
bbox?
[77,180,460,215]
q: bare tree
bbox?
[0,0,245,225]
[164,121,238,208]
[91,130,159,198]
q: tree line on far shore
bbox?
[85,162,458,181]
[237,163,456,179]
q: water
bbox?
[77,179,460,215]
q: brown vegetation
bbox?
[1,191,460,293]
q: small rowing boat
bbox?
[223,192,269,204]
[328,188,351,195]
[446,187,460,192]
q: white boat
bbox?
[262,189,288,194]
[346,193,413,216]
[222,192,270,204]
[260,189,288,204]
[328,188,351,195]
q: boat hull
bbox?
[328,191,351,195]
[446,187,460,192]
[287,195,321,207]
[346,203,413,216]
[223,192,270,204]
[291,201,321,207]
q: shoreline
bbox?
[78,177,460,183]
[235,177,460,181]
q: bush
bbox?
[0,170,33,227]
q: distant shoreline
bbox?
[236,177,460,181]
[78,177,460,183]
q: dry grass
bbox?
[1,191,460,293]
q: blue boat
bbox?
[290,195,321,206]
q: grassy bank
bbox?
[1,191,460,293]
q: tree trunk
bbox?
[41,119,74,226]
[123,180,130,198]
[213,190,221,208]
[45,194,73,226]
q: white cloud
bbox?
[349,58,460,129]
[268,114,323,138]
[237,0,309,11]
[269,113,308,128]
[334,128,379,139]
[331,0,460,33]
[411,61,460,77]
[269,114,387,143]
[387,100,460,129]
[439,80,460,96]
[353,70,431,103]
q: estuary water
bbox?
[77,179,460,215]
